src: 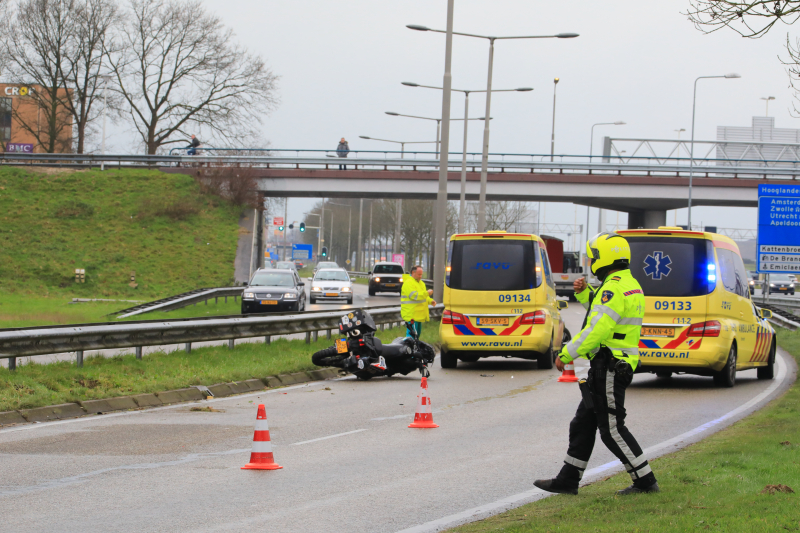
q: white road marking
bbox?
[291,429,367,446]
[396,352,791,533]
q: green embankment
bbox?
[449,329,800,533]
[0,323,441,412]
[0,166,244,326]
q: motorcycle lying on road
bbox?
[311,309,435,380]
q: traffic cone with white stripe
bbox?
[557,362,579,383]
[241,404,283,470]
[409,376,439,428]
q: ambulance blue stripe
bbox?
[641,339,660,349]
[455,325,473,335]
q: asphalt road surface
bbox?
[0,303,795,532]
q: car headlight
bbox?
[312,286,322,291]
[374,277,380,282]
[244,292,255,299]
[284,293,297,299]
[341,286,351,292]
[770,283,776,287]
[791,284,795,288]
[749,280,754,285]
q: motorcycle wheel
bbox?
[311,346,348,367]
[354,372,374,380]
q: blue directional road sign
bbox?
[757,183,800,273]
[292,243,313,260]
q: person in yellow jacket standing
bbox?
[534,232,659,496]
[401,265,436,338]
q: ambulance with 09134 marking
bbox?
[438,231,568,370]
[619,227,776,387]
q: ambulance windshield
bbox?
[626,236,713,297]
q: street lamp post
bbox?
[760,96,775,116]
[408,25,578,236]
[550,78,559,162]
[384,112,485,157]
[100,74,111,171]
[688,73,741,228]
[589,121,625,159]
[402,82,531,233]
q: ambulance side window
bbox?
[731,252,750,299]
[540,248,555,288]
[717,249,738,295]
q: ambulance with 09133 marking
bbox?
[619,227,776,387]
[438,231,568,370]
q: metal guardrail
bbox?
[753,295,800,310]
[114,287,244,318]
[2,152,800,179]
[0,305,445,369]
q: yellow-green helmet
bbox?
[587,232,631,280]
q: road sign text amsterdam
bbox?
[757,184,800,273]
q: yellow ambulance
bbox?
[617,227,776,387]
[439,231,568,369]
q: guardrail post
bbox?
[76,350,84,368]
[265,335,271,345]
[8,357,16,371]
[235,295,238,302]
[312,330,318,342]
[228,339,235,349]
[215,297,218,304]
[185,343,192,353]
[135,347,142,360]
[305,332,311,344]
[326,329,332,340]
[225,296,228,303]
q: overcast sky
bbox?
[105,0,799,237]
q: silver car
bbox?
[310,269,353,304]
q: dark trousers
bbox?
[556,354,656,488]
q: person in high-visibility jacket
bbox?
[535,232,659,496]
[401,265,436,338]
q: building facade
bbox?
[0,83,72,153]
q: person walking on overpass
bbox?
[187,134,201,155]
[401,265,435,339]
[336,137,350,170]
[534,232,659,496]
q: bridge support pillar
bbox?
[628,210,666,230]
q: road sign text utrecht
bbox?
[757,184,800,273]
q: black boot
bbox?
[616,481,660,495]
[533,478,578,495]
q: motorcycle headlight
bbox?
[312,286,322,291]
[341,286,351,292]
[284,292,297,299]
[374,277,381,282]
[244,292,255,299]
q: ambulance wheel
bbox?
[538,338,555,370]
[440,351,458,369]
[757,342,776,380]
[713,344,737,388]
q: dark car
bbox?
[765,273,795,296]
[242,269,307,313]
[368,262,405,296]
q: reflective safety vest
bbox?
[558,269,645,371]
[400,275,433,322]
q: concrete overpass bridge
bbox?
[163,156,783,228]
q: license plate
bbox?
[779,287,788,291]
[477,317,509,326]
[335,339,348,354]
[384,283,397,287]
[641,327,674,338]
[325,292,338,297]
[260,300,278,305]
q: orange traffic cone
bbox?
[242,404,283,470]
[557,362,579,383]
[409,376,439,429]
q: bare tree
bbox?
[464,201,530,233]
[58,0,119,154]
[686,1,800,38]
[2,0,75,153]
[0,0,10,77]
[107,0,279,154]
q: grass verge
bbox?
[448,328,800,533]
[0,322,441,412]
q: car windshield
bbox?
[626,236,712,297]
[275,262,295,269]
[318,262,338,269]
[315,270,349,281]
[249,272,295,287]
[373,264,404,274]
[447,239,535,291]
[770,274,795,281]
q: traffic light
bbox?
[278,224,284,231]
[299,222,305,232]
[321,246,328,257]
[288,223,294,230]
